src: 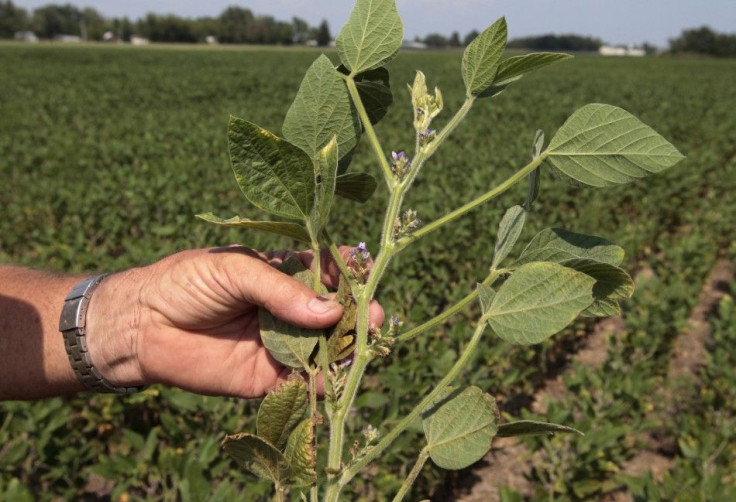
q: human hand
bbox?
[86,246,383,398]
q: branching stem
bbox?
[392,447,430,502]
[397,153,548,253]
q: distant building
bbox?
[205,35,218,45]
[14,31,38,43]
[402,40,427,50]
[102,31,119,43]
[599,45,645,57]
[130,36,150,46]
[54,34,82,43]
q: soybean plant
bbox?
[198,1,684,500]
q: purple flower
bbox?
[350,242,370,261]
[392,151,408,162]
[390,315,401,327]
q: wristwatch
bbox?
[59,274,144,394]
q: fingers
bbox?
[218,250,344,329]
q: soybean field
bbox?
[1,44,735,501]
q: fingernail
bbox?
[308,296,340,314]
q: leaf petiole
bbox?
[396,153,548,253]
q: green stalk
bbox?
[345,76,395,188]
[392,447,430,502]
[326,75,482,502]
[397,271,497,343]
[404,97,475,188]
[339,319,489,488]
[397,153,548,253]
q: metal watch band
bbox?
[60,274,144,394]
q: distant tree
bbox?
[218,6,254,43]
[111,16,134,41]
[292,16,309,44]
[0,0,29,38]
[424,33,448,48]
[316,19,331,46]
[507,34,602,51]
[136,13,197,43]
[32,4,84,38]
[449,31,461,47]
[463,29,479,46]
[641,42,658,56]
[669,26,736,57]
[80,7,107,40]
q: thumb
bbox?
[228,253,344,329]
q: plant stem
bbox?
[321,231,355,288]
[397,153,548,253]
[397,271,497,343]
[392,447,430,502]
[345,76,395,188]
[405,97,475,188]
[339,319,490,488]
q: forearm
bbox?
[0,267,85,399]
[0,266,143,400]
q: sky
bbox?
[13,0,736,48]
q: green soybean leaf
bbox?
[422,386,499,470]
[283,55,360,162]
[336,0,403,74]
[492,205,527,269]
[582,296,621,318]
[462,17,507,97]
[546,103,685,187]
[257,379,309,451]
[515,228,624,268]
[525,131,544,210]
[562,259,634,300]
[497,420,583,438]
[229,117,314,220]
[485,262,596,345]
[337,65,393,125]
[260,259,324,369]
[495,52,572,87]
[284,418,317,487]
[561,259,633,318]
[195,213,311,243]
[477,283,495,313]
[334,172,378,203]
[532,129,545,159]
[222,433,288,483]
[313,136,339,231]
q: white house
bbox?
[130,36,150,46]
[14,31,38,43]
[599,45,645,57]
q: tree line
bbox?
[2,1,735,56]
[0,1,332,45]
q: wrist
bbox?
[85,268,147,388]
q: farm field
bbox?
[1,43,736,501]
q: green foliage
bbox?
[259,259,324,369]
[222,433,289,484]
[497,420,583,438]
[335,0,403,74]
[483,262,596,345]
[256,380,309,451]
[282,54,359,162]
[195,213,311,243]
[545,103,685,187]
[461,16,507,97]
[421,386,499,470]
[515,228,624,267]
[2,33,729,500]
[228,116,315,221]
[492,205,527,269]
